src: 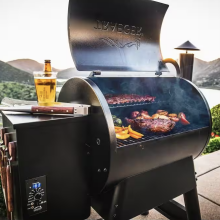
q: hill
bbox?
[193,58,208,77]
[8,59,60,73]
[0,60,34,85]
[193,58,220,89]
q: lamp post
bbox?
[175,41,200,81]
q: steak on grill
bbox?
[125,118,176,133]
[105,94,156,105]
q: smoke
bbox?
[90,77,210,132]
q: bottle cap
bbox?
[45,60,51,63]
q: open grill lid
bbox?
[68,0,169,72]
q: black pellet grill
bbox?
[0,0,211,220]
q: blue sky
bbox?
[0,0,219,69]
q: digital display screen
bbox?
[32,182,41,189]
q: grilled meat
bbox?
[105,94,156,105]
[168,113,177,117]
[170,117,179,122]
[125,118,176,133]
[140,110,149,115]
[131,111,140,119]
[152,114,159,119]
[157,111,168,116]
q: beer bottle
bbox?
[34,59,57,104]
[44,60,52,76]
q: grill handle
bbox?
[6,165,13,213]
[1,166,6,190]
[31,106,74,114]
[163,58,181,77]
[8,142,16,162]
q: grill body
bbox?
[58,77,211,193]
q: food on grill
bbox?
[112,115,123,127]
[115,127,123,133]
[120,130,129,135]
[140,111,152,119]
[131,111,140,119]
[152,114,169,120]
[114,126,143,139]
[130,133,142,139]
[170,117,180,122]
[126,118,176,133]
[128,125,144,137]
[178,112,190,125]
[130,110,152,119]
[157,110,168,116]
[105,94,156,105]
[158,115,170,120]
[112,115,117,120]
[169,113,177,117]
[125,109,190,133]
[116,133,130,140]
[152,114,159,119]
[145,119,176,133]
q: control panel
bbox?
[26,176,47,216]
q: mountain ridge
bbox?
[1,57,220,89]
[0,60,34,85]
[8,59,60,73]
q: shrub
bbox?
[202,104,220,155]
[211,104,220,135]
[203,137,220,155]
[0,82,37,103]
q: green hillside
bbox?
[0,82,37,103]
[0,60,34,85]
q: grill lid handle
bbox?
[162,58,181,77]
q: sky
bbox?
[0,0,220,69]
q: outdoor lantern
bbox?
[175,41,200,81]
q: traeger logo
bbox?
[94,20,143,50]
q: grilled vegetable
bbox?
[115,128,123,133]
[120,130,129,135]
[114,118,122,127]
[128,125,144,137]
[178,112,190,125]
[115,126,122,129]
[130,133,142,139]
[112,115,117,120]
[116,133,130,140]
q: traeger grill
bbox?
[0,0,211,220]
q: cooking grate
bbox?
[116,125,208,148]
[108,101,167,109]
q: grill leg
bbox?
[183,187,201,220]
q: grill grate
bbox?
[116,125,208,148]
[109,101,166,109]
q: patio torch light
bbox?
[175,41,200,81]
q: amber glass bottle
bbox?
[44,60,52,74]
[34,60,57,104]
